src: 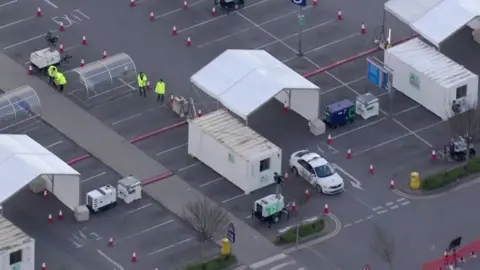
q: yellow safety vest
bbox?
[54,73,67,85]
[48,66,57,77]
[137,74,147,87]
[155,81,165,94]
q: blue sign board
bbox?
[291,0,307,7]
[226,222,235,243]
[367,57,392,92]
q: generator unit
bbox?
[117,176,142,204]
[86,185,117,213]
[252,194,288,228]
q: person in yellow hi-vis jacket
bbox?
[47,65,58,85]
[155,79,165,103]
[137,72,147,97]
[54,72,67,92]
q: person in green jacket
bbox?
[155,79,165,103]
[137,72,147,97]
[47,65,58,85]
[54,72,67,92]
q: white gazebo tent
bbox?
[0,135,80,210]
[190,50,321,125]
[385,0,480,48]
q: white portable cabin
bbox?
[0,215,35,270]
[188,110,282,194]
[385,38,478,120]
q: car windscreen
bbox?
[314,163,335,178]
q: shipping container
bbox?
[0,215,35,270]
[188,109,282,194]
[385,37,478,120]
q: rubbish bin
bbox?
[410,172,420,190]
[221,238,230,255]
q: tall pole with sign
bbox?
[291,0,306,56]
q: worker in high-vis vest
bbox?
[137,72,148,97]
[54,72,67,92]
[155,79,166,102]
[47,65,58,85]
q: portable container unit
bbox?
[188,109,282,194]
[384,38,478,120]
[0,215,35,270]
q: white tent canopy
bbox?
[191,49,320,122]
[0,134,80,210]
[385,0,480,47]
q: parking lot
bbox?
[0,0,460,267]
[0,120,214,270]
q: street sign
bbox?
[366,57,392,92]
[297,14,305,25]
[226,222,235,243]
[291,0,306,7]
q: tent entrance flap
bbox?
[0,86,42,133]
[70,52,137,100]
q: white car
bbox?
[289,150,344,194]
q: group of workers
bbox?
[137,71,166,102]
[47,65,166,100]
[47,65,67,92]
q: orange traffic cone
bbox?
[291,201,296,211]
[346,149,352,159]
[131,252,138,262]
[80,57,85,67]
[41,262,47,270]
[172,25,177,35]
[323,204,329,214]
[284,171,288,179]
[471,250,476,258]
[327,134,332,144]
[59,43,64,53]
[183,0,188,9]
[59,21,65,31]
[146,81,152,90]
[431,150,436,160]
[102,50,108,59]
[28,65,33,75]
[312,0,318,6]
[361,23,366,34]
[186,37,192,46]
[211,7,216,16]
[43,190,48,198]
[108,236,114,246]
[368,164,374,174]
[389,179,395,189]
[82,35,87,45]
[337,9,342,20]
[305,188,310,199]
[283,101,288,112]
[37,7,42,17]
[197,109,202,117]
[48,214,53,224]
[130,0,135,7]
[169,94,174,104]
[58,210,63,220]
[149,11,155,21]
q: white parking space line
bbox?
[333,117,388,139]
[45,140,63,148]
[396,198,406,202]
[0,16,35,30]
[44,0,58,8]
[118,78,137,90]
[117,220,174,243]
[354,219,364,224]
[177,162,201,172]
[111,112,143,126]
[366,215,374,220]
[401,201,410,206]
[0,0,17,8]
[81,172,107,183]
[154,0,207,19]
[320,76,366,95]
[372,206,383,211]
[148,237,193,256]
[199,177,224,187]
[4,30,58,50]
[393,117,433,147]
[390,205,399,210]
[222,194,246,203]
[97,249,124,270]
[156,143,187,156]
[124,203,153,215]
[393,105,421,116]
[344,223,352,228]
[376,209,388,215]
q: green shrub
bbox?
[184,254,236,270]
[421,157,480,190]
[274,219,325,245]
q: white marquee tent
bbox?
[0,134,80,210]
[385,0,480,47]
[190,50,321,124]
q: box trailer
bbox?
[188,109,282,194]
[0,215,35,270]
[385,37,478,120]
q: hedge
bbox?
[184,254,236,270]
[421,157,480,190]
[274,219,325,245]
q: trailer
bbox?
[188,109,282,194]
[384,38,478,120]
[0,215,35,270]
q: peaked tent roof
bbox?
[190,49,319,120]
[385,0,480,47]
[0,134,79,204]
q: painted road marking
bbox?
[154,0,207,19]
[344,223,352,228]
[390,205,399,210]
[376,209,388,215]
[52,9,91,28]
[44,0,58,8]
[372,206,383,211]
[385,202,394,206]
[81,172,107,183]
[396,198,406,202]
[333,117,388,140]
[0,16,35,30]
[4,30,58,50]
[401,201,410,206]
[148,237,193,256]
[111,112,143,126]
[320,76,365,96]
[45,140,63,148]
[222,194,246,203]
[97,249,124,270]
[199,177,224,188]
[117,220,174,243]
[354,219,364,224]
[156,143,188,156]
[366,215,374,220]
[124,203,153,215]
[177,162,201,172]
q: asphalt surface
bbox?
[0,0,473,269]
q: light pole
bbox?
[297,6,305,56]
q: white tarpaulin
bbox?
[385,0,480,47]
[0,134,80,209]
[190,49,320,121]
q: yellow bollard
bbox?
[410,172,420,190]
[221,238,230,255]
